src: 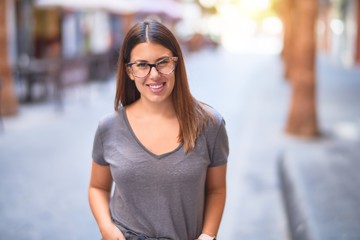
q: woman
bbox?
[88,19,229,240]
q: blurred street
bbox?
[1,48,360,240]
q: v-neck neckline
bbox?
[122,107,183,159]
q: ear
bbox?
[126,66,135,81]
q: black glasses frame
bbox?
[127,57,178,78]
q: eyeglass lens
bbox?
[129,57,177,78]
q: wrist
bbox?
[196,233,216,240]
[98,220,114,232]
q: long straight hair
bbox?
[114,19,213,153]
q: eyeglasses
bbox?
[127,57,178,78]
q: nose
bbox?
[148,64,160,79]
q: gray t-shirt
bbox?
[92,106,229,240]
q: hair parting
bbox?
[145,22,150,42]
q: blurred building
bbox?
[318,0,360,66]
[1,0,359,113]
[3,0,182,105]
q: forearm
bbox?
[201,188,226,237]
[88,186,113,231]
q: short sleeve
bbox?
[209,119,229,167]
[92,123,109,166]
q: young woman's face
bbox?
[127,42,176,105]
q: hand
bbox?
[100,223,126,240]
[196,233,216,240]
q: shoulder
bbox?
[200,104,226,139]
[201,103,225,127]
[97,108,124,130]
[98,112,118,126]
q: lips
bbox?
[147,82,166,93]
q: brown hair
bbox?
[114,19,213,153]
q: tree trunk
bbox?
[280,0,294,80]
[0,0,18,116]
[355,0,360,64]
[285,0,319,137]
[318,4,331,53]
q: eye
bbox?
[157,58,170,66]
[134,62,147,68]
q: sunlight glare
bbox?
[242,0,271,11]
[199,0,217,8]
[261,16,283,35]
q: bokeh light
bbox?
[195,0,282,54]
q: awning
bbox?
[35,0,182,20]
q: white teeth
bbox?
[149,84,163,89]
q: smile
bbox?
[148,83,165,89]
[146,83,166,93]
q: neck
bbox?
[133,98,176,118]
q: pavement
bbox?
[0,48,359,240]
[278,56,360,240]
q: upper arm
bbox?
[209,118,229,167]
[89,161,113,192]
[206,164,227,193]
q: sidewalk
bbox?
[279,56,360,240]
[0,82,114,239]
[0,49,359,240]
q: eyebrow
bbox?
[131,56,171,63]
